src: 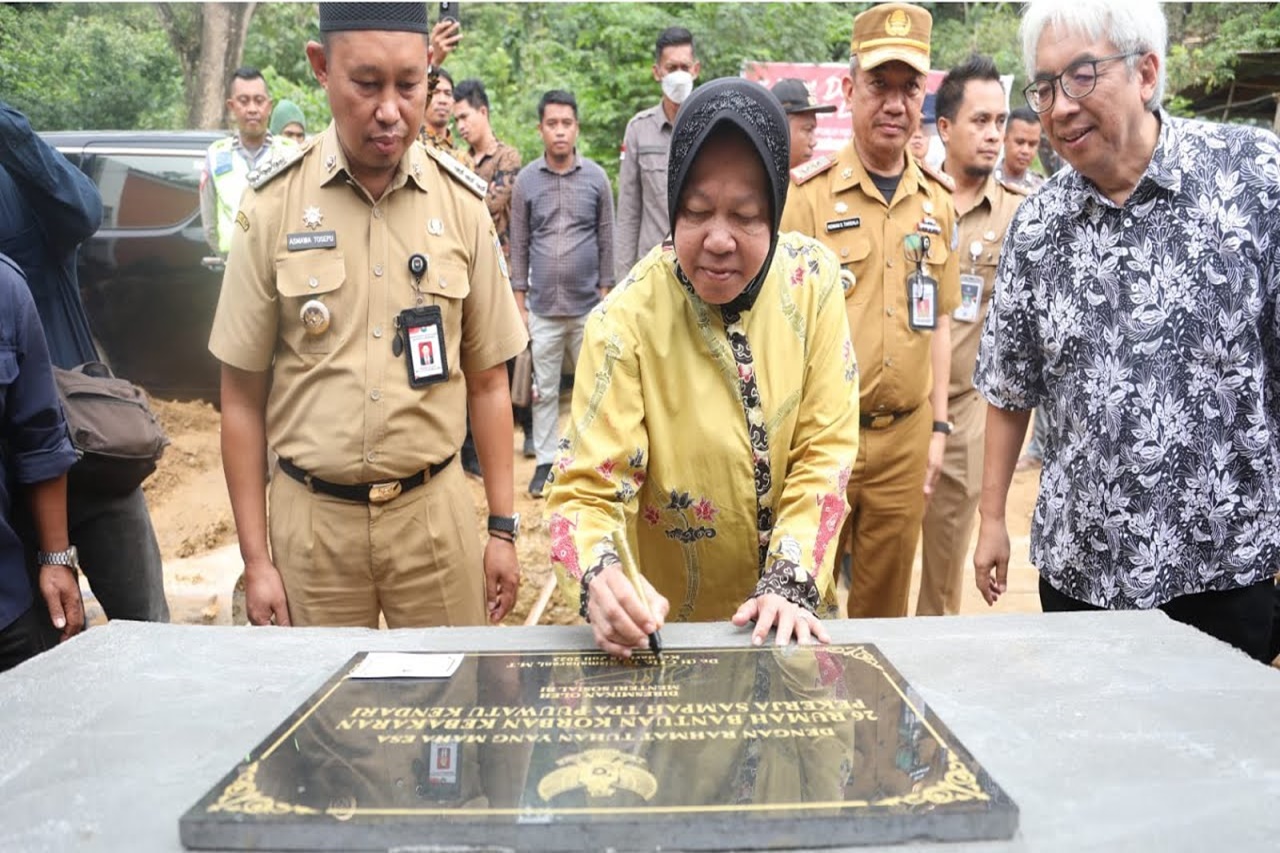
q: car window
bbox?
[83,153,203,230]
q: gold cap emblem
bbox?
[885,9,911,36]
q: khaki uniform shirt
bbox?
[209,123,527,482]
[614,103,673,282]
[781,143,960,416]
[947,174,1027,397]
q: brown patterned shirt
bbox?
[472,139,522,263]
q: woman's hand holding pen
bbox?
[585,564,669,660]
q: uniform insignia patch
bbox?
[236,211,250,232]
[247,146,303,190]
[423,145,488,198]
[790,154,837,187]
[302,206,323,230]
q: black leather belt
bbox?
[859,407,918,430]
[279,455,455,504]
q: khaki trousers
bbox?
[845,404,932,618]
[268,457,486,628]
[918,390,985,616]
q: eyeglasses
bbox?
[1022,52,1140,114]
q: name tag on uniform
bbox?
[825,217,861,233]
[286,231,338,251]
[917,218,943,236]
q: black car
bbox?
[42,130,227,402]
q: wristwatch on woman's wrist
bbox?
[932,420,953,435]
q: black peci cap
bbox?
[770,79,837,116]
[318,2,430,34]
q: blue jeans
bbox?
[1025,408,1050,459]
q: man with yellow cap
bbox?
[781,2,959,619]
[209,2,527,630]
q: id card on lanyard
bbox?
[397,305,449,387]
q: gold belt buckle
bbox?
[368,481,402,504]
[869,413,895,429]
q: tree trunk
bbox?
[155,2,257,130]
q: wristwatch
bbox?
[932,420,953,436]
[487,514,521,541]
[38,545,81,573]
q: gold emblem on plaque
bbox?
[536,749,658,801]
[885,9,911,36]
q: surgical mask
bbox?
[661,70,694,105]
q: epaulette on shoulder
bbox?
[790,154,838,187]
[916,159,955,193]
[247,146,304,190]
[998,177,1031,196]
[423,144,488,199]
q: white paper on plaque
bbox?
[347,652,463,680]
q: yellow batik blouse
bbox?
[546,232,860,622]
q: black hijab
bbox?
[667,77,791,315]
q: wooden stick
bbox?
[523,573,558,626]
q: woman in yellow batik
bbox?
[545,78,860,658]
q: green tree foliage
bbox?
[929,3,1026,97]
[0,3,182,130]
[438,2,863,186]
[1164,2,1280,116]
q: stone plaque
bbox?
[180,645,1017,850]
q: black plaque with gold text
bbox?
[180,645,1017,850]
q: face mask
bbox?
[661,70,694,105]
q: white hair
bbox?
[1020,0,1167,111]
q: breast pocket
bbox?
[412,259,471,377]
[276,252,347,355]
[638,147,668,202]
[832,232,874,307]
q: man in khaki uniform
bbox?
[210,2,527,630]
[781,2,959,619]
[917,56,1027,616]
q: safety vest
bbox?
[206,134,295,255]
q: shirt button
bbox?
[885,358,894,367]
[840,248,850,259]
[366,451,377,463]
[373,326,383,338]
[373,263,384,277]
[308,276,319,288]
[886,259,894,268]
[373,207,383,220]
[370,389,381,401]
[886,307,895,317]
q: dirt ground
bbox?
[124,397,1043,629]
